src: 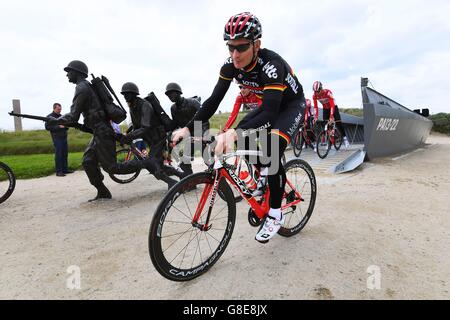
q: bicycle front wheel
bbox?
[109,148,141,184]
[316,131,331,159]
[333,128,343,151]
[0,162,16,204]
[278,159,316,237]
[149,171,236,281]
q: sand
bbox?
[0,133,449,300]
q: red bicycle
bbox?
[292,121,319,157]
[148,140,317,281]
[316,119,342,159]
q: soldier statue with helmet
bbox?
[165,82,209,176]
[48,60,178,201]
[120,82,183,184]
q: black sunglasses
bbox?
[227,42,252,53]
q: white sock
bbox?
[268,208,282,220]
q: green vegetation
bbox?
[0,129,92,156]
[208,111,248,131]
[340,108,364,117]
[429,113,450,135]
[0,152,84,180]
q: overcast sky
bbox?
[1,0,449,130]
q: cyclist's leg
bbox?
[255,100,304,242]
[333,106,346,137]
[266,133,288,210]
[323,108,330,123]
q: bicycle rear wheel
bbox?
[0,162,16,204]
[109,148,141,184]
[149,171,236,281]
[278,159,316,237]
[316,131,331,159]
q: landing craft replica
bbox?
[326,78,432,173]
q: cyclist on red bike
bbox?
[302,98,317,152]
[222,84,262,132]
[312,81,349,148]
[172,12,306,243]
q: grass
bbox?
[0,129,92,156]
[0,152,84,180]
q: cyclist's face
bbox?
[227,39,260,69]
[240,87,251,96]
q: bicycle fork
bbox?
[191,169,221,231]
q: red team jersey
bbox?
[313,88,336,119]
[223,91,262,131]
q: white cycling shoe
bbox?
[255,215,285,243]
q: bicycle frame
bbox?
[191,153,302,231]
[125,140,148,161]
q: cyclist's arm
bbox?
[313,94,319,121]
[328,90,336,119]
[223,95,242,131]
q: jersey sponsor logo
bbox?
[285,73,299,94]
[376,118,399,131]
[241,122,271,137]
[241,80,261,88]
[262,62,278,79]
[287,111,303,136]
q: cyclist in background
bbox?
[312,81,349,148]
[303,98,317,152]
[172,12,306,243]
[222,84,262,132]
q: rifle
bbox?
[100,75,126,112]
[8,111,93,134]
[8,111,53,122]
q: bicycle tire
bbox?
[316,130,331,159]
[333,128,343,151]
[109,148,141,184]
[0,162,16,204]
[278,159,316,237]
[293,130,304,158]
[149,171,236,281]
